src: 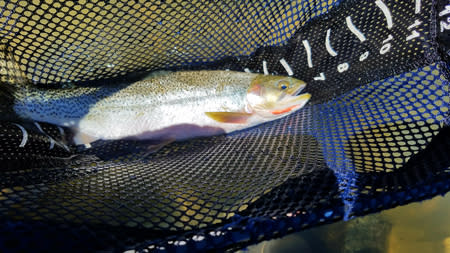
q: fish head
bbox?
[247,75,306,97]
[246,75,310,118]
[204,74,310,124]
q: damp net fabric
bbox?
[0,0,449,252]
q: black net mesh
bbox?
[0,0,449,252]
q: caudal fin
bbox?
[0,44,31,119]
[0,44,30,89]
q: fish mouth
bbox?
[287,83,307,96]
[252,93,311,118]
[246,76,310,118]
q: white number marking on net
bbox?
[337,63,349,73]
[34,122,70,151]
[279,58,294,76]
[313,72,326,81]
[439,5,450,16]
[262,60,268,75]
[441,19,450,32]
[408,19,423,30]
[382,34,393,44]
[302,40,313,68]
[380,43,391,54]
[34,122,55,150]
[12,123,28,148]
[379,34,393,54]
[407,19,422,41]
[375,0,393,29]
[326,29,338,56]
[359,51,369,61]
[346,16,366,42]
[406,30,420,41]
[415,0,422,14]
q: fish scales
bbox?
[12,70,310,146]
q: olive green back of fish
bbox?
[13,70,257,123]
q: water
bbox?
[243,192,450,253]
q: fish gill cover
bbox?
[0,0,449,252]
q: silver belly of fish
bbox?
[77,88,247,142]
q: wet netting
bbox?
[0,0,449,252]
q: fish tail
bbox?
[0,44,31,88]
[0,44,31,119]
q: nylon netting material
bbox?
[0,0,449,252]
[0,0,340,84]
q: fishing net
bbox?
[0,0,449,252]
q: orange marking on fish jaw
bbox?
[271,104,300,115]
[270,93,311,115]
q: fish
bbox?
[12,70,311,150]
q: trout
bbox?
[13,71,311,149]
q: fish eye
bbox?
[278,80,290,90]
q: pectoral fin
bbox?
[205,112,253,124]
